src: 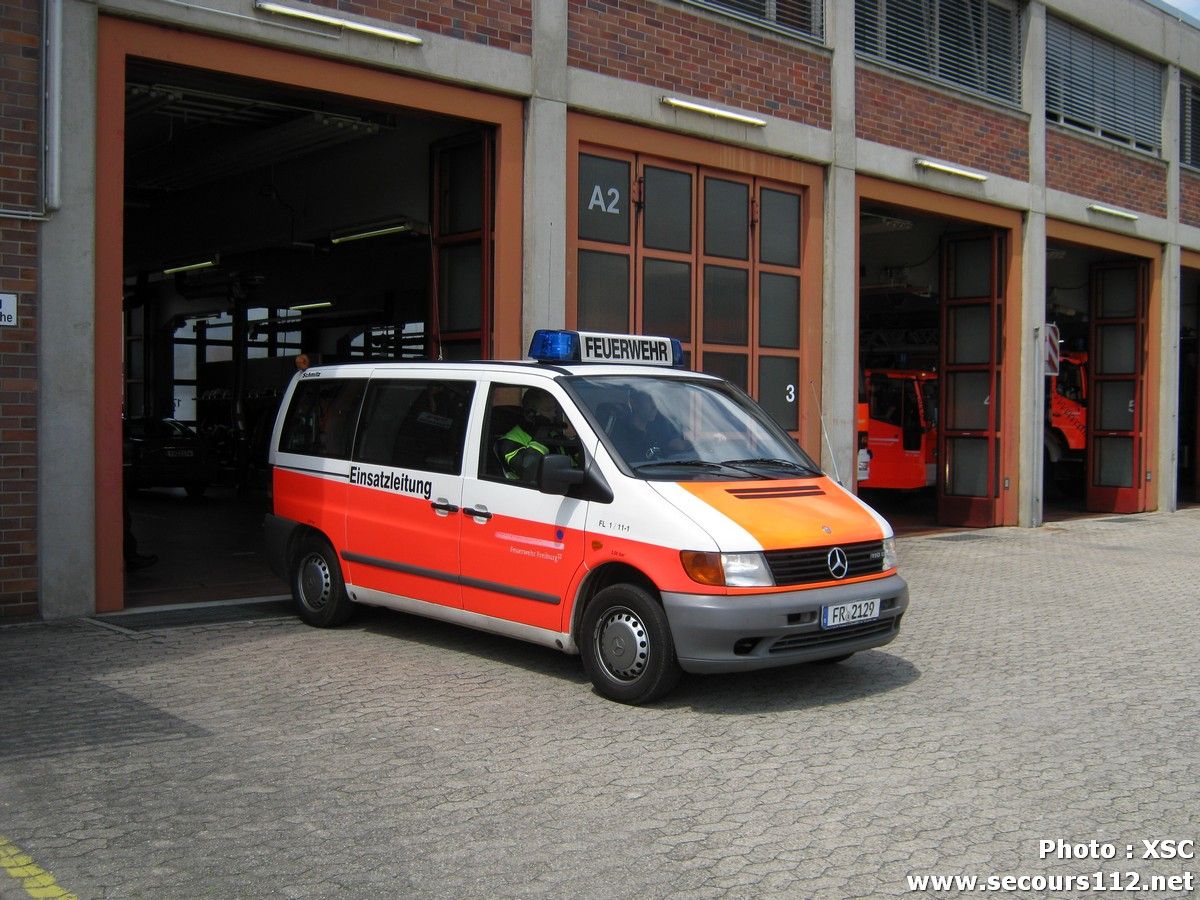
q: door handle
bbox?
[463,505,492,522]
[430,499,459,515]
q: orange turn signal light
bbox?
[680,551,725,586]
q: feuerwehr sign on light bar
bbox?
[577,331,674,366]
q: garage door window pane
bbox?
[1095,436,1134,487]
[946,372,990,430]
[579,154,631,245]
[704,178,748,260]
[1098,324,1136,374]
[703,265,748,345]
[949,305,991,364]
[760,189,800,266]
[759,356,799,430]
[948,437,989,496]
[1099,268,1137,318]
[1096,380,1135,431]
[644,167,692,253]
[952,239,991,298]
[703,352,747,391]
[578,250,630,333]
[643,258,691,341]
[439,244,482,332]
[759,272,799,348]
[441,142,483,235]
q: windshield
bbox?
[565,374,822,481]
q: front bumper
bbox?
[662,573,909,673]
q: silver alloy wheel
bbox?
[594,606,650,682]
[297,552,332,613]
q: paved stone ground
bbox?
[1,510,1198,898]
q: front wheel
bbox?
[291,534,354,627]
[580,583,681,704]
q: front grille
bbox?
[764,540,885,586]
[768,617,898,654]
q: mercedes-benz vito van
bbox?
[265,330,908,703]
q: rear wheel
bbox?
[580,583,681,704]
[292,534,354,627]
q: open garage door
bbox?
[1087,261,1149,513]
[938,232,1005,527]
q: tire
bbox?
[291,534,354,627]
[580,583,681,704]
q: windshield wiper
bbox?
[721,457,822,476]
[632,459,753,476]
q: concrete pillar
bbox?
[1020,2,1049,527]
[821,0,858,485]
[522,0,568,351]
[1157,62,1183,511]
[38,0,98,617]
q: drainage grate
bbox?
[930,532,990,542]
[94,598,294,632]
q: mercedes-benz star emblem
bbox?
[827,546,849,579]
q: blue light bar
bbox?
[528,330,683,367]
[528,330,580,363]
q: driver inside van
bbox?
[495,389,579,483]
[609,388,691,464]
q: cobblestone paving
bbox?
[1,510,1198,898]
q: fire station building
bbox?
[2,0,1199,619]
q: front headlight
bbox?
[881,536,898,571]
[680,551,775,588]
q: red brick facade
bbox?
[0,0,40,618]
[1181,170,1200,230]
[856,66,1029,181]
[567,0,831,129]
[1046,128,1167,218]
[306,0,532,53]
[1,0,41,210]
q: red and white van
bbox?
[265,330,908,703]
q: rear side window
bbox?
[279,379,366,459]
[354,379,475,475]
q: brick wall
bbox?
[1,0,40,210]
[306,0,532,52]
[1,0,40,619]
[568,0,831,129]
[1181,169,1200,229]
[856,66,1029,181]
[1046,128,1167,218]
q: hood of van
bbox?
[667,477,888,551]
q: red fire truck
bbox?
[858,352,1088,493]
[858,370,938,490]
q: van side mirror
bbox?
[538,453,585,496]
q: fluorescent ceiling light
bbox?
[914,158,988,182]
[163,258,217,275]
[1087,203,1139,222]
[660,96,766,127]
[289,301,333,311]
[331,223,413,244]
[254,1,424,44]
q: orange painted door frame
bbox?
[856,177,1023,526]
[1046,220,1162,514]
[95,17,524,612]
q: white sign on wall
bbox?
[0,293,16,328]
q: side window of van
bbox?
[279,379,366,459]
[354,380,475,475]
[482,384,582,485]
